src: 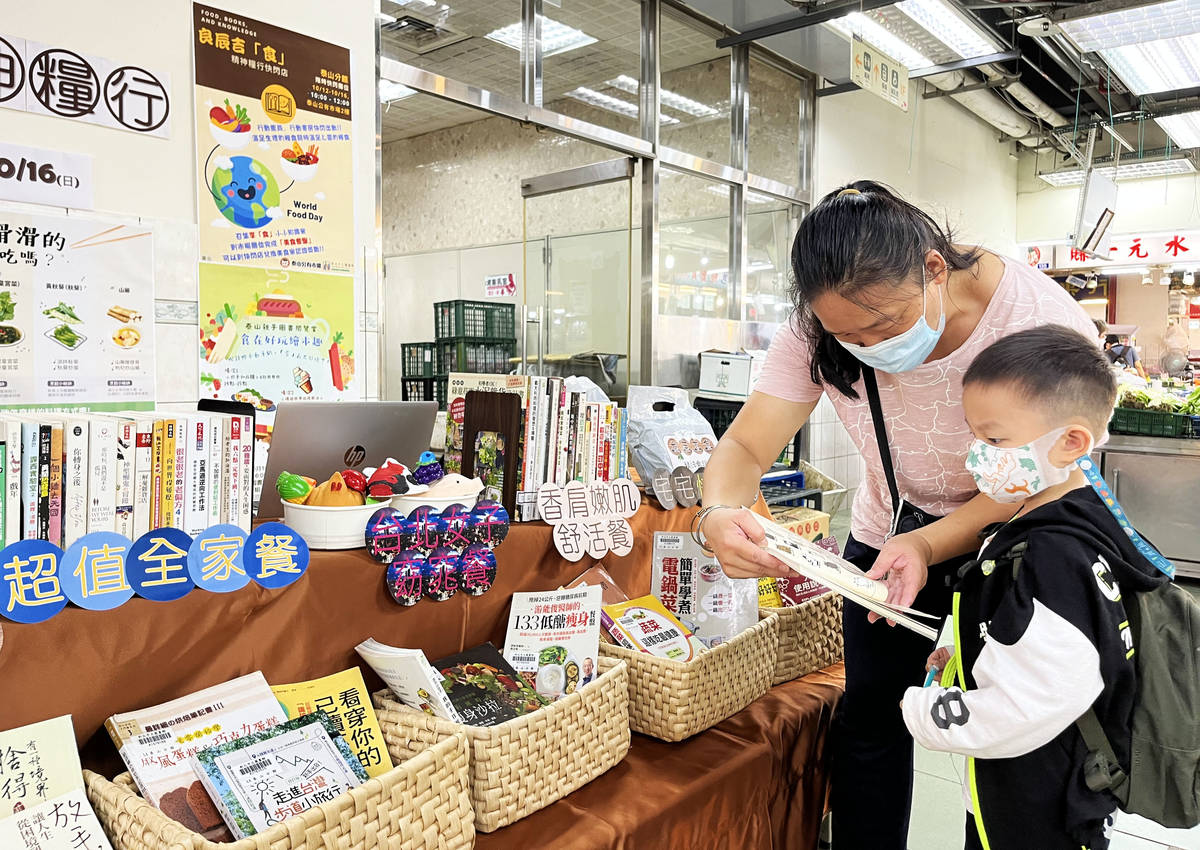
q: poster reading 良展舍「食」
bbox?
[192,3,354,275]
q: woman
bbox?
[700,181,1093,849]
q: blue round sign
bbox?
[60,532,135,611]
[423,547,459,602]
[245,522,310,589]
[458,544,497,597]
[0,540,67,623]
[386,549,426,606]
[188,524,250,593]
[127,528,195,602]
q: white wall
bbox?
[1015,152,1200,242]
[1,0,379,405]
[816,85,1020,255]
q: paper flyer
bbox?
[0,212,154,411]
[192,3,354,274]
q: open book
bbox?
[749,512,938,641]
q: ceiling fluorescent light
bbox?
[1097,35,1200,95]
[826,13,935,70]
[1156,110,1200,148]
[895,0,1000,59]
[379,79,417,102]
[1037,158,1196,187]
[1058,0,1200,52]
[565,87,679,124]
[606,75,720,118]
[487,19,597,57]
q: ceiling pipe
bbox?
[923,68,1041,144]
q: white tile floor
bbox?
[908,745,1200,849]
[824,510,1200,850]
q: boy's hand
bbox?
[926,646,952,673]
[865,532,932,624]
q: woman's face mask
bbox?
[835,268,945,374]
[965,426,1093,504]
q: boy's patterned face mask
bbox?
[965,426,1091,504]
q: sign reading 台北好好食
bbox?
[850,35,909,112]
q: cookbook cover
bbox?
[504,585,602,700]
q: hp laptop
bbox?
[255,401,437,519]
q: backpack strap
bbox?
[861,368,902,525]
[1078,708,1129,795]
[1008,543,1130,797]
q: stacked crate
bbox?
[401,302,516,409]
[400,341,443,407]
[432,300,517,401]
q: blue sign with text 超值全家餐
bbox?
[59,532,135,611]
[0,539,67,623]
[127,527,196,602]
[244,521,310,589]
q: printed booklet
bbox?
[748,512,938,640]
[504,585,603,700]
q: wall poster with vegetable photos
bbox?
[0,210,155,411]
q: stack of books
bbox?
[0,409,254,548]
[444,372,629,521]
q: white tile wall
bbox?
[156,323,200,406]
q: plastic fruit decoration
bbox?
[363,458,420,500]
[306,472,366,507]
[276,472,315,505]
[340,468,368,493]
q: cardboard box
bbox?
[773,505,831,543]
[697,349,766,399]
[770,506,835,606]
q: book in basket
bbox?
[189,713,367,840]
[503,585,602,701]
[0,715,112,849]
[270,667,393,778]
[564,563,630,645]
[602,595,706,662]
[355,638,462,722]
[748,512,938,640]
[433,643,548,726]
[103,671,286,840]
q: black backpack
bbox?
[998,542,1200,828]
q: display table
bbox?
[0,504,844,848]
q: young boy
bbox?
[901,325,1169,850]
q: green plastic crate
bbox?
[435,337,517,376]
[434,300,516,339]
[1109,406,1192,438]
[401,342,437,378]
[402,377,448,409]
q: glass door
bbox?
[520,160,636,400]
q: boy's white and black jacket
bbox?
[902,487,1168,849]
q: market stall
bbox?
[0,503,844,849]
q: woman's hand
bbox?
[704,508,794,579]
[864,531,932,624]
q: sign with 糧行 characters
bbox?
[0,32,171,138]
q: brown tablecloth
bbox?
[0,504,844,848]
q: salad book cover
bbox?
[433,642,547,726]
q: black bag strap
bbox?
[1008,549,1128,795]
[862,368,901,519]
